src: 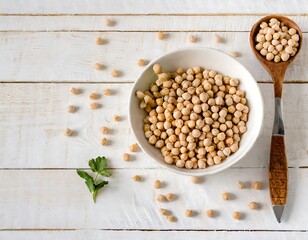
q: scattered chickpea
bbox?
[165,193,175,201]
[122,153,131,161]
[215,34,222,43]
[160,208,170,216]
[129,143,139,152]
[222,192,231,200]
[95,37,104,45]
[64,128,73,136]
[185,209,193,217]
[191,176,200,184]
[67,105,76,113]
[206,209,215,218]
[89,102,99,110]
[94,63,104,70]
[137,59,146,67]
[230,51,240,58]
[113,115,120,121]
[70,87,80,95]
[101,137,107,145]
[248,201,259,210]
[157,31,165,40]
[154,180,161,189]
[187,34,196,43]
[252,181,262,190]
[100,126,109,134]
[167,215,176,222]
[111,69,119,77]
[103,89,112,96]
[237,181,246,189]
[157,194,166,202]
[89,93,100,100]
[132,175,141,182]
[105,18,114,26]
[232,211,241,220]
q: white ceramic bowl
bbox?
[129,47,263,176]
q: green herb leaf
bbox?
[85,178,95,193]
[96,156,107,173]
[77,169,93,181]
[99,169,112,177]
[88,159,98,172]
[95,180,109,189]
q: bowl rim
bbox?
[129,46,264,176]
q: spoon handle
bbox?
[269,98,288,223]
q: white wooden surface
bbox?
[0,1,308,239]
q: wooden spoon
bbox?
[249,15,302,223]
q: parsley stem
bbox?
[94,173,99,183]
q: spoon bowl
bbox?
[250,15,302,97]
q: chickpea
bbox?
[103,89,112,96]
[167,215,176,222]
[237,181,245,189]
[160,208,170,216]
[232,211,241,220]
[64,128,73,136]
[187,34,196,43]
[157,31,165,40]
[94,63,104,70]
[105,18,114,26]
[137,59,146,67]
[154,180,162,189]
[89,93,100,100]
[132,175,141,182]
[90,102,100,110]
[252,181,262,190]
[70,87,80,95]
[164,155,173,164]
[248,202,259,210]
[113,115,120,121]
[122,153,131,161]
[166,193,175,201]
[206,209,215,218]
[100,126,109,135]
[129,143,139,152]
[222,192,231,200]
[67,105,76,113]
[157,194,166,202]
[191,176,200,184]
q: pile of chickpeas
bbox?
[255,18,300,62]
[136,64,249,169]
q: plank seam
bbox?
[0,13,308,17]
[0,228,307,232]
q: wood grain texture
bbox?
[0,230,307,239]
[0,83,308,169]
[0,32,307,82]
[1,16,308,32]
[0,168,307,230]
[0,0,307,14]
[270,136,288,205]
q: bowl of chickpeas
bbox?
[129,47,263,176]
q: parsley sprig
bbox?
[77,156,111,203]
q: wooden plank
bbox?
[0,0,307,15]
[0,32,307,82]
[1,16,308,32]
[0,83,307,169]
[0,230,307,240]
[0,168,307,230]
